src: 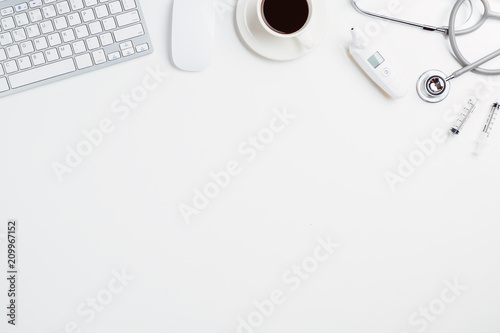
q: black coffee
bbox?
[262,0,309,34]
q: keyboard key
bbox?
[44,47,58,61]
[99,32,112,45]
[28,8,42,21]
[75,25,88,38]
[89,21,102,34]
[15,12,29,25]
[81,8,94,22]
[122,0,135,10]
[48,32,61,46]
[0,77,9,92]
[42,4,56,18]
[121,47,133,56]
[6,44,20,57]
[58,44,72,57]
[113,23,143,42]
[20,40,34,53]
[116,10,139,27]
[54,16,67,29]
[40,20,54,33]
[61,28,75,42]
[15,3,29,12]
[0,32,13,46]
[91,49,105,64]
[56,1,70,14]
[26,24,40,37]
[84,0,97,6]
[1,17,16,30]
[107,51,119,60]
[75,52,91,69]
[75,25,89,39]
[29,0,43,8]
[12,28,27,41]
[86,35,98,49]
[102,17,115,30]
[34,36,48,49]
[31,51,45,65]
[94,5,108,18]
[108,1,122,14]
[18,56,32,69]
[1,7,14,16]
[72,39,85,53]
[67,13,81,26]
[4,60,18,73]
[9,58,75,88]
[119,40,131,49]
[69,0,84,10]
[0,48,6,60]
[135,42,148,52]
[0,65,4,76]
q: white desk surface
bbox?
[1,0,500,332]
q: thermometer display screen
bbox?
[368,52,385,69]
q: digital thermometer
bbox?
[349,28,407,99]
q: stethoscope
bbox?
[351,0,500,103]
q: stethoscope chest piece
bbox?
[416,70,450,103]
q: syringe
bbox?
[474,102,500,155]
[450,98,478,135]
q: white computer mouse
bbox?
[171,0,215,72]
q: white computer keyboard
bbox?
[0,0,152,98]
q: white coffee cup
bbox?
[256,0,315,49]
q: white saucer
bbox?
[236,0,328,61]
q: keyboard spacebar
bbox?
[9,59,76,89]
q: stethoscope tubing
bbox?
[351,0,500,79]
[350,0,448,34]
[449,0,500,78]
